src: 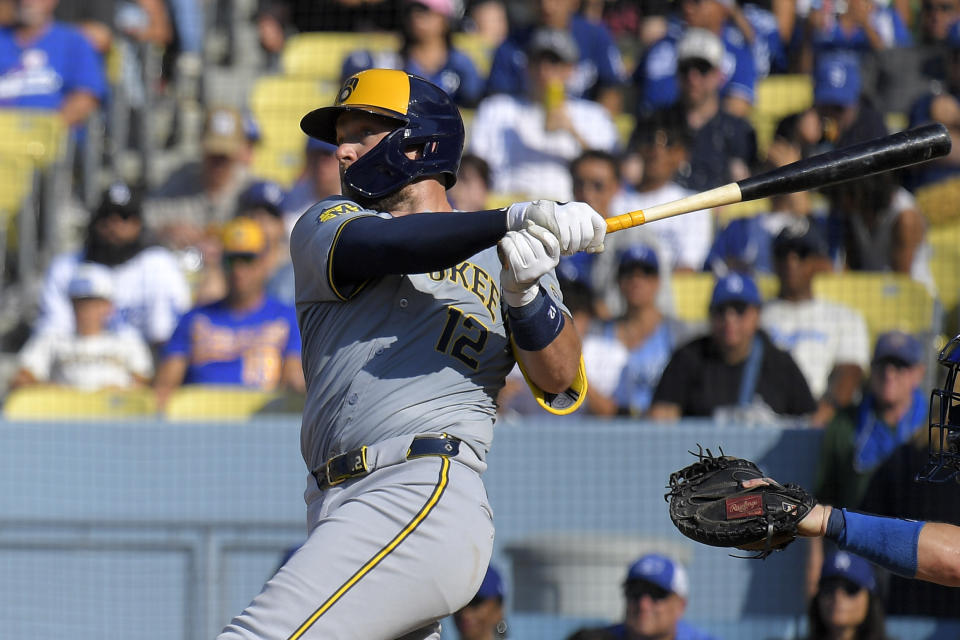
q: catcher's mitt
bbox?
[665,447,815,559]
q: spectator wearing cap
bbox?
[0,0,106,126]
[35,182,190,351]
[153,218,304,409]
[485,0,625,113]
[806,552,886,640]
[650,272,815,420]
[469,26,618,201]
[593,554,717,640]
[146,105,254,250]
[12,263,153,391]
[282,136,343,229]
[589,246,691,416]
[195,179,291,306]
[633,29,757,195]
[814,330,927,513]
[452,565,507,640]
[615,108,713,274]
[633,0,756,119]
[340,0,484,108]
[761,222,870,427]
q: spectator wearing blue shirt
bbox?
[340,0,484,108]
[0,0,107,126]
[600,554,718,640]
[635,29,756,194]
[906,21,960,189]
[806,0,911,58]
[485,0,626,112]
[153,218,304,408]
[633,0,756,118]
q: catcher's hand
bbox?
[505,200,606,255]
[665,447,816,559]
[499,221,561,308]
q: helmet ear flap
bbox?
[920,334,960,483]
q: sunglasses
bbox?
[710,301,750,316]
[223,254,259,268]
[619,263,659,278]
[924,1,956,11]
[625,581,671,602]
[678,59,714,76]
[820,577,865,596]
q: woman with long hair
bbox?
[807,551,888,640]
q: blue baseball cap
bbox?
[625,553,689,598]
[814,53,861,107]
[710,272,761,309]
[617,244,659,275]
[557,253,594,288]
[238,180,286,217]
[873,330,923,366]
[820,551,876,593]
[474,565,505,601]
[306,135,338,154]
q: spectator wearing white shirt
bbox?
[35,183,191,351]
[469,27,618,201]
[613,107,713,272]
[12,264,153,391]
[762,221,870,427]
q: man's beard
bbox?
[84,234,146,266]
[345,180,422,213]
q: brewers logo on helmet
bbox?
[300,69,464,201]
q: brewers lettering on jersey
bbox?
[216,69,605,640]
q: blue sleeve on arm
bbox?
[162,311,193,358]
[827,508,924,578]
[332,209,508,286]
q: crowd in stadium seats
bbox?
[0,0,956,430]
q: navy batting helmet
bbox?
[919,334,960,483]
[300,69,464,200]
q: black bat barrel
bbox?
[737,122,952,202]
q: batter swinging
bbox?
[216,69,606,639]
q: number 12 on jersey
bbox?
[435,306,489,370]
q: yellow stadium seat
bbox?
[670,272,778,323]
[485,192,528,210]
[249,76,337,186]
[750,75,813,157]
[3,386,158,420]
[0,109,67,167]
[929,223,960,315]
[163,386,304,421]
[713,198,772,226]
[915,177,960,227]
[811,272,937,345]
[452,32,493,76]
[615,112,635,147]
[282,32,402,80]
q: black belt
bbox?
[313,434,462,490]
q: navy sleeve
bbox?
[332,209,508,286]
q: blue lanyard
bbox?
[737,335,765,407]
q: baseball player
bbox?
[744,333,960,589]
[216,68,605,639]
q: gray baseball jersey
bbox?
[217,197,568,640]
[290,197,568,471]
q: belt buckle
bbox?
[325,446,368,487]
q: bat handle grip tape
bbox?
[606,210,645,233]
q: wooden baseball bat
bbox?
[605,122,952,233]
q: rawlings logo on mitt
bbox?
[665,447,815,559]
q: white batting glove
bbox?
[499,221,561,308]
[505,200,606,256]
